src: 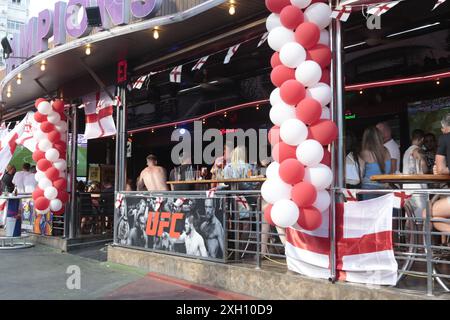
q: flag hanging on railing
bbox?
[170,65,183,83]
[257,32,269,48]
[432,0,446,10]
[331,6,352,22]
[224,44,241,64]
[367,1,401,16]
[285,194,398,286]
[192,56,209,71]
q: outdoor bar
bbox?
[0,0,449,298]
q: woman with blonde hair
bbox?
[359,126,393,200]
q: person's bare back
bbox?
[139,166,168,191]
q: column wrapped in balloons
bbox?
[32,98,69,216]
[263,0,337,232]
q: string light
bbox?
[256,105,260,110]
[359,90,363,95]
[151,129,155,133]
[153,27,160,40]
[16,74,22,85]
[85,44,91,56]
[40,60,46,71]
[224,112,228,118]
[436,79,440,85]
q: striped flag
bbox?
[367,1,401,16]
[192,56,209,71]
[331,6,352,22]
[224,44,241,64]
[257,32,269,48]
[170,66,183,83]
[432,0,446,10]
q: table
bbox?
[167,178,266,190]
[371,174,450,186]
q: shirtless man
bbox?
[200,198,225,258]
[138,155,169,191]
[168,215,208,257]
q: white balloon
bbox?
[38,139,52,152]
[321,106,331,119]
[280,42,306,68]
[304,3,332,30]
[50,199,63,212]
[35,171,46,182]
[34,129,47,141]
[44,186,58,200]
[314,191,331,212]
[296,139,324,167]
[45,148,60,162]
[54,160,67,171]
[38,178,52,190]
[47,112,61,125]
[261,178,293,204]
[56,122,68,133]
[295,60,322,88]
[37,101,52,115]
[306,82,332,107]
[269,104,296,127]
[280,119,308,146]
[266,13,282,32]
[270,88,283,106]
[319,29,330,46]
[271,199,300,228]
[304,164,333,190]
[290,0,312,9]
[268,26,295,52]
[266,162,280,180]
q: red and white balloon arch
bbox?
[263,0,338,232]
[32,98,69,216]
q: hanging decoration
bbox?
[223,44,241,64]
[331,6,352,21]
[367,1,402,16]
[169,65,183,83]
[192,56,210,71]
[432,0,446,10]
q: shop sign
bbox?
[6,0,162,74]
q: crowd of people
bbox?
[0,163,37,194]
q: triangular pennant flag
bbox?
[192,56,209,71]
[170,65,183,83]
[257,32,269,48]
[367,1,401,16]
[432,0,446,10]
[224,44,241,64]
[331,6,352,22]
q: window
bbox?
[7,20,23,31]
[11,0,22,4]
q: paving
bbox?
[0,245,252,300]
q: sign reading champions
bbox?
[6,0,162,73]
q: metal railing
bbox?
[76,192,115,237]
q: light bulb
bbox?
[153,29,159,39]
[436,80,440,85]
[16,76,22,85]
[85,45,91,55]
[359,90,363,95]
[229,5,236,15]
[40,61,46,71]
[6,91,11,98]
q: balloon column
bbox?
[263,0,337,231]
[32,98,69,216]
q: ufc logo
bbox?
[146,212,184,238]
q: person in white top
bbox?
[377,122,401,173]
[402,129,428,216]
[170,215,208,257]
[12,163,36,194]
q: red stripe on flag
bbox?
[86,114,99,124]
[98,105,113,119]
[285,228,330,255]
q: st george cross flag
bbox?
[285,194,398,286]
[133,75,149,90]
[432,0,446,10]
[367,1,401,16]
[224,44,241,64]
[331,6,352,22]
[192,56,209,71]
[16,112,39,153]
[82,87,117,140]
[257,32,269,48]
[170,66,183,83]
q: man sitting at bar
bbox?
[200,198,225,259]
[137,154,169,191]
[169,151,194,191]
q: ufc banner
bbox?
[115,194,226,262]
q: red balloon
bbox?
[48,131,61,144]
[321,147,331,167]
[35,98,47,108]
[32,150,46,162]
[311,0,327,3]
[271,52,282,68]
[60,113,67,122]
[58,190,69,203]
[280,5,304,30]
[54,145,66,157]
[295,22,320,49]
[45,167,60,181]
[271,65,295,88]
[268,126,281,146]
[309,120,338,146]
[292,182,317,208]
[296,98,322,125]
[280,80,306,105]
[265,0,291,13]
[264,204,276,227]
[308,44,332,68]
[272,142,297,163]
[53,178,67,191]
[320,68,330,85]
[52,100,65,113]
[279,159,305,185]
[298,207,322,231]
[34,112,47,123]
[32,188,44,200]
[41,121,55,133]
[35,197,50,211]
[37,159,52,172]
[53,208,65,216]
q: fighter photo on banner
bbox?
[116,195,226,262]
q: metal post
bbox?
[119,86,127,191]
[425,198,434,296]
[329,0,345,283]
[68,104,78,239]
[113,88,122,245]
[256,196,261,270]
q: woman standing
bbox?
[359,126,393,200]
